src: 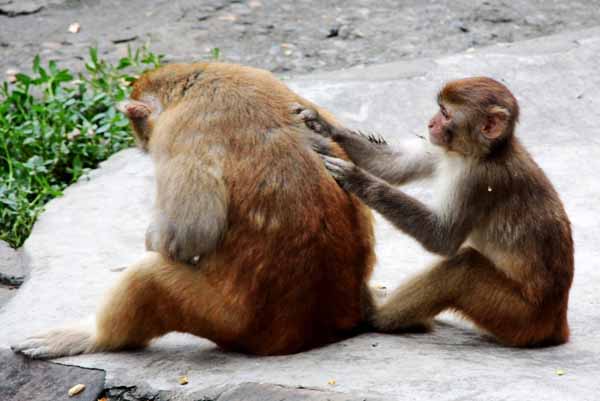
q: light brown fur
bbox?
[12,63,375,358]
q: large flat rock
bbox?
[1,28,600,400]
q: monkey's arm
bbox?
[322,156,470,256]
[294,105,436,185]
[147,154,228,264]
[334,134,437,186]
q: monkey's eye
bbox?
[440,107,449,119]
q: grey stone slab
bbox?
[0,287,17,309]
[4,1,600,77]
[0,349,105,401]
[216,383,381,401]
[0,240,24,277]
[2,29,600,400]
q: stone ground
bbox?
[1,22,600,400]
[2,1,600,400]
[2,0,600,76]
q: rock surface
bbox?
[3,0,600,76]
[0,349,105,401]
[0,240,24,308]
[1,28,600,400]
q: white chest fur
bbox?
[432,153,471,221]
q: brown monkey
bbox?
[12,62,375,358]
[300,77,574,347]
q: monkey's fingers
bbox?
[308,134,334,156]
[290,103,317,121]
[289,102,305,115]
[290,103,330,136]
[321,155,354,180]
[358,130,389,145]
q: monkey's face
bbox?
[429,99,510,157]
[428,108,448,147]
[428,103,463,149]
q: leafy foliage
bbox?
[0,47,163,248]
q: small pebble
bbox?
[68,383,85,397]
[179,375,189,385]
[68,22,81,33]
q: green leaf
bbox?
[32,55,41,73]
[90,47,99,65]
[117,58,132,70]
[15,73,32,85]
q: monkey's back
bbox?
[153,63,376,355]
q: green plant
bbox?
[0,46,164,248]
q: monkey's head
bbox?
[117,78,165,151]
[428,77,519,157]
[117,64,206,151]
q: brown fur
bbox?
[11,63,375,359]
[300,77,573,347]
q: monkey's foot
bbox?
[370,284,389,303]
[11,322,96,359]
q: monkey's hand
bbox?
[290,103,337,138]
[307,133,336,157]
[291,103,389,146]
[320,155,365,192]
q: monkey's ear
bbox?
[481,106,510,140]
[117,100,152,119]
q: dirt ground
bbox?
[1,0,600,77]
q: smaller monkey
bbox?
[297,77,574,347]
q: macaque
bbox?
[299,77,574,347]
[12,63,376,358]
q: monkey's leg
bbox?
[373,248,545,345]
[11,254,174,359]
[12,253,245,359]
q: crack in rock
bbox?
[104,386,160,401]
[0,1,44,17]
[0,272,24,287]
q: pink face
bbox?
[428,105,451,147]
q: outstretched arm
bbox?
[293,105,437,186]
[335,133,437,186]
[321,155,471,257]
